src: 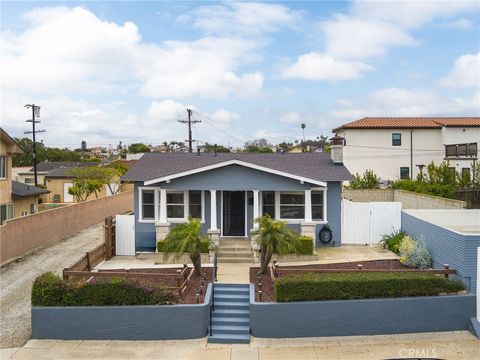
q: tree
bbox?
[251,214,300,275]
[244,138,274,153]
[347,169,380,189]
[128,143,150,154]
[162,218,209,277]
[202,143,231,153]
[66,166,122,200]
[81,140,88,152]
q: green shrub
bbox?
[393,180,456,199]
[347,169,380,189]
[32,272,177,306]
[285,236,314,255]
[380,229,407,254]
[274,271,465,302]
[157,239,210,253]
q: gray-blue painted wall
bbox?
[133,165,343,250]
[402,212,480,292]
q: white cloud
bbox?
[146,99,192,122]
[439,52,480,88]
[0,6,265,99]
[321,15,417,60]
[281,53,372,81]
[441,18,474,30]
[180,2,301,36]
[279,112,301,123]
[210,109,241,124]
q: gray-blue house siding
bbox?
[402,211,480,292]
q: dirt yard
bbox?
[0,223,104,349]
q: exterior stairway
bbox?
[207,283,250,344]
[217,237,253,263]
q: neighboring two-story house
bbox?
[0,128,49,223]
[332,117,480,181]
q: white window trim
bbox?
[0,156,7,180]
[138,186,157,223]
[278,191,306,222]
[311,187,328,223]
[166,190,187,222]
[273,188,328,224]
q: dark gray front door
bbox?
[223,191,245,236]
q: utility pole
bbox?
[178,108,201,153]
[24,104,45,186]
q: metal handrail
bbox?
[209,252,218,336]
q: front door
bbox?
[223,191,245,236]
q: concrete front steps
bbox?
[207,283,250,344]
[217,237,253,264]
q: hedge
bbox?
[32,272,177,306]
[157,240,210,253]
[281,236,314,255]
[274,272,466,302]
[392,180,456,199]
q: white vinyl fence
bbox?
[342,200,402,246]
[115,214,135,256]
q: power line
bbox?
[24,104,45,186]
[178,108,201,153]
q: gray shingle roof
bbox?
[33,161,97,173]
[122,153,352,183]
[12,181,50,197]
[44,163,98,178]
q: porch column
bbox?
[209,190,217,230]
[156,188,170,241]
[304,189,312,222]
[159,188,167,223]
[253,190,260,228]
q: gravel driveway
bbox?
[0,222,104,349]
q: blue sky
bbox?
[1,1,479,149]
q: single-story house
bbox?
[122,148,351,252]
[11,180,50,217]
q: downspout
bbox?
[410,129,413,180]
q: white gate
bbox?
[115,214,135,255]
[342,200,402,245]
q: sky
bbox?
[1,1,479,150]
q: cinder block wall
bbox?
[343,188,466,209]
[0,191,133,265]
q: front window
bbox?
[0,156,6,178]
[262,191,275,218]
[280,193,304,219]
[400,167,409,179]
[141,190,155,220]
[0,204,14,224]
[167,192,184,218]
[445,143,477,157]
[189,191,202,219]
[312,191,324,220]
[25,178,35,184]
[392,133,401,146]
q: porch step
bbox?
[208,283,250,344]
[217,257,253,263]
[218,246,252,252]
[217,251,252,257]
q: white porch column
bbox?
[304,189,312,222]
[159,188,167,223]
[209,190,217,230]
[253,190,260,228]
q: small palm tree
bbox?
[252,214,300,275]
[162,218,208,277]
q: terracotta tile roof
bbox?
[332,117,480,132]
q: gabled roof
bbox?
[122,153,352,185]
[12,181,50,197]
[332,117,480,132]
[0,128,23,154]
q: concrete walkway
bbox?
[2,331,478,359]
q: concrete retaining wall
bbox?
[32,284,211,340]
[343,188,466,209]
[1,191,133,265]
[249,284,476,338]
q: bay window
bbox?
[280,193,304,219]
[311,191,324,220]
[141,189,155,220]
[167,192,184,218]
[262,191,275,218]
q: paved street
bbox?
[0,223,104,349]
[1,331,479,360]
